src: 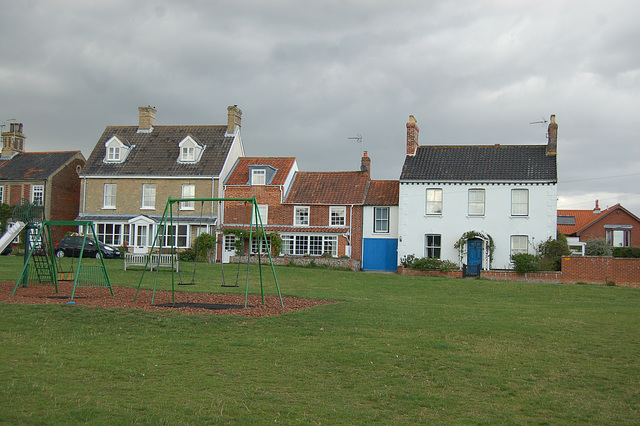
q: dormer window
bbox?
[178,136,204,163]
[248,165,277,185]
[251,169,266,185]
[104,136,130,163]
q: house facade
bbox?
[0,122,85,244]
[558,201,640,252]
[77,105,244,253]
[398,115,558,271]
[362,180,399,271]
[221,156,298,262]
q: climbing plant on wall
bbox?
[454,230,495,268]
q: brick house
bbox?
[0,122,85,245]
[398,115,558,271]
[77,105,244,253]
[221,156,298,262]
[558,201,640,253]
[222,154,388,269]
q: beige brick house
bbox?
[77,105,245,253]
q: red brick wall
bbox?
[561,256,640,287]
[49,157,84,243]
[579,208,640,246]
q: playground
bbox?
[1,279,334,317]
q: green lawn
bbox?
[1,255,639,424]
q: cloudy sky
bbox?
[1,0,639,214]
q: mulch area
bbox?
[0,281,337,317]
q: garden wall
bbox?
[231,255,360,271]
[397,257,640,288]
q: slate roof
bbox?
[400,145,557,182]
[225,157,296,186]
[364,180,399,206]
[558,204,640,236]
[82,125,235,176]
[0,151,82,181]
[284,171,369,205]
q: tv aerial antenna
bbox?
[348,133,364,156]
[529,116,549,141]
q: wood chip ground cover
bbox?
[1,281,336,317]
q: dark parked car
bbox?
[55,236,121,259]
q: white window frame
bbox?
[181,184,195,210]
[181,146,195,162]
[374,207,389,233]
[425,234,441,259]
[426,188,443,215]
[141,184,156,210]
[511,189,529,217]
[281,234,337,257]
[97,223,124,246]
[468,189,485,216]
[224,234,236,253]
[251,204,268,225]
[103,183,117,209]
[330,206,346,227]
[31,185,44,206]
[510,235,529,257]
[251,169,266,185]
[107,146,121,162]
[294,206,310,226]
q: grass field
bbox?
[1,255,639,424]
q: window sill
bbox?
[141,207,156,210]
[102,207,116,210]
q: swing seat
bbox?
[221,283,239,288]
[177,281,196,286]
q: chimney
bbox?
[138,106,156,132]
[360,151,371,179]
[593,200,601,214]
[227,105,242,135]
[406,115,419,156]
[546,114,557,156]
[1,122,26,157]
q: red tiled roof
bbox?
[558,204,625,235]
[222,225,348,234]
[284,171,369,205]
[364,180,399,205]
[225,157,296,186]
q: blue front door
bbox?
[467,239,482,274]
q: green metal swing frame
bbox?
[133,196,283,308]
[13,220,114,300]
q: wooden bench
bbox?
[124,253,179,272]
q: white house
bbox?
[398,115,558,272]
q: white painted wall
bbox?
[362,206,399,239]
[398,182,557,269]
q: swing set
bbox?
[133,196,283,308]
[12,220,114,300]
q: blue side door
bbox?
[363,239,398,272]
[467,239,482,275]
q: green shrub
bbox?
[585,239,613,256]
[537,234,570,271]
[179,248,196,262]
[401,255,458,272]
[511,253,540,274]
[612,246,640,258]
